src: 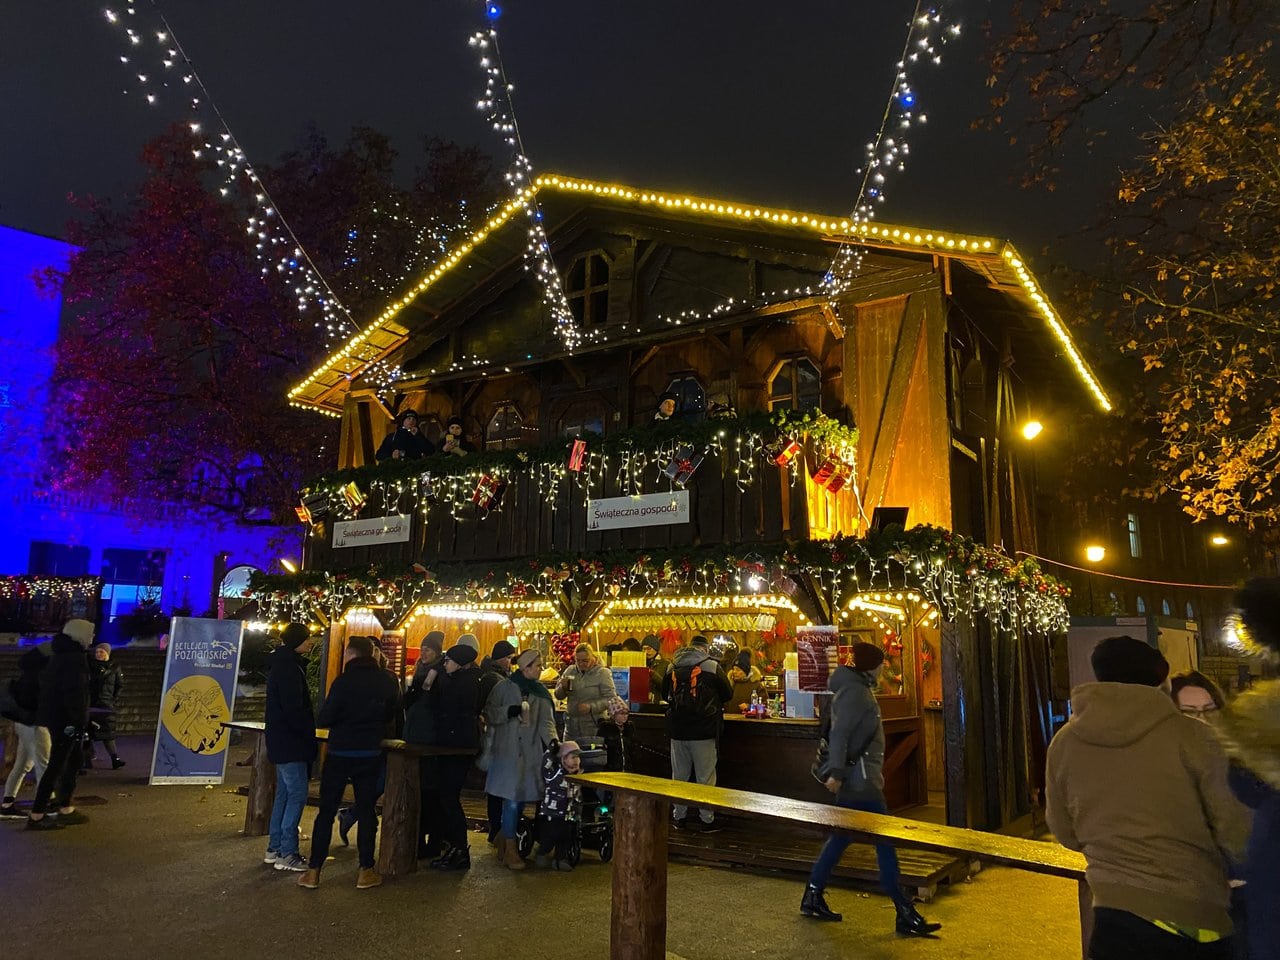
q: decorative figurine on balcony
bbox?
[440,416,474,457]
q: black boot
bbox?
[435,844,471,871]
[429,843,455,868]
[894,901,941,936]
[800,884,842,922]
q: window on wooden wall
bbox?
[1127,512,1142,558]
[1185,601,1195,619]
[1135,596,1147,615]
[664,375,706,418]
[486,403,524,450]
[566,252,610,327]
[559,399,607,438]
[768,356,822,412]
[1161,598,1172,616]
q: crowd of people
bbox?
[0,617,121,829]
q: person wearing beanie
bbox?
[479,639,518,843]
[554,643,618,742]
[440,415,472,457]
[728,649,764,712]
[261,623,318,871]
[26,620,95,830]
[405,629,447,860]
[597,696,635,773]
[802,640,939,935]
[375,408,434,462]
[663,636,733,831]
[83,642,125,771]
[642,635,670,703]
[424,639,483,871]
[535,740,583,871]
[1045,636,1251,957]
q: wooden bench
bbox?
[224,720,473,879]
[573,771,1090,960]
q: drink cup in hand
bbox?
[519,699,530,726]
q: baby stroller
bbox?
[516,740,615,865]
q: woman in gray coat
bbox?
[554,643,617,741]
[485,649,557,870]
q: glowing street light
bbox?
[1084,545,1106,564]
[1210,535,1229,547]
[280,558,298,573]
[1021,420,1044,440]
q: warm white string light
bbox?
[468,2,582,352]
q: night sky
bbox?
[4,1,1132,266]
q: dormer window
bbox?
[567,252,610,327]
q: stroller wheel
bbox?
[599,839,613,862]
[568,839,581,867]
[516,818,536,861]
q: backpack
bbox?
[667,659,721,726]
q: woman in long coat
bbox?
[485,648,556,870]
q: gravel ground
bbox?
[1,736,1081,960]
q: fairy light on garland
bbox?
[99,3,404,391]
[0,576,103,601]
[468,2,581,352]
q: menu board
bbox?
[795,625,840,692]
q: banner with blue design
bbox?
[148,617,245,785]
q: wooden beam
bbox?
[610,791,669,960]
[821,303,845,339]
[560,357,588,389]
[864,293,927,510]
[630,345,660,376]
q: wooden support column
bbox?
[611,790,669,960]
[377,751,421,878]
[243,731,275,837]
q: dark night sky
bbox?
[3,1,1133,266]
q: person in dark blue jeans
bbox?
[263,623,318,872]
[297,636,402,891]
[801,642,940,936]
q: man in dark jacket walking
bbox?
[298,635,401,891]
[27,619,95,830]
[662,635,732,831]
[263,623,317,872]
[801,642,940,936]
[85,642,125,770]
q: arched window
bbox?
[768,356,822,412]
[1185,601,1195,620]
[664,375,706,419]
[559,399,606,438]
[486,403,524,451]
[1135,596,1147,615]
[1161,598,1172,616]
[566,252,610,327]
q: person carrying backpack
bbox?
[661,635,732,831]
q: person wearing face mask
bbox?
[801,642,940,936]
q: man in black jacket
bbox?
[263,623,317,872]
[662,635,733,832]
[374,409,434,462]
[0,644,52,817]
[428,644,482,870]
[800,642,940,935]
[27,619,94,830]
[84,642,125,770]
[297,635,401,891]
[478,639,515,843]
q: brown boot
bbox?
[495,836,508,866]
[505,837,526,871]
[296,868,320,889]
[356,867,383,889]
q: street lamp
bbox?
[1210,535,1229,547]
[1085,545,1106,564]
[280,558,298,573]
[1021,420,1044,441]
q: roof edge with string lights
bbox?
[288,173,1112,415]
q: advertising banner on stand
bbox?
[149,617,245,786]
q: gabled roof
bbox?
[289,174,1111,414]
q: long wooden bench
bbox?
[224,720,473,879]
[572,771,1090,960]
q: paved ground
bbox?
[1,736,1081,960]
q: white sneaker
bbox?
[274,853,308,872]
[263,849,281,865]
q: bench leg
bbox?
[377,752,420,878]
[243,732,275,838]
[1077,878,1093,960]
[611,791,668,960]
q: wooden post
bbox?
[243,731,276,837]
[611,790,669,960]
[377,750,420,878]
[1077,879,1093,960]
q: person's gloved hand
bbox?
[507,704,523,719]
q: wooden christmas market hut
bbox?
[254,174,1110,832]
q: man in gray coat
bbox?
[554,643,617,741]
[801,642,940,936]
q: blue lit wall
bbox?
[0,224,299,625]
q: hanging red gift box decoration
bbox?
[568,438,587,472]
[471,473,508,511]
[812,456,855,491]
[768,438,802,466]
[662,444,704,488]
